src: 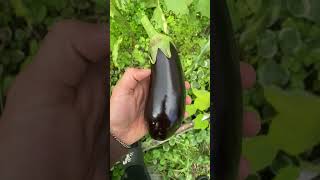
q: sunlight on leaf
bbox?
[265,86,320,155]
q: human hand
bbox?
[110,68,192,145]
[0,20,107,180]
[238,62,261,180]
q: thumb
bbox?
[116,68,151,91]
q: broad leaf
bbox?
[194,114,209,130]
[192,89,210,111]
[2,76,15,94]
[186,104,197,117]
[164,0,189,15]
[273,166,300,180]
[142,0,158,8]
[257,30,278,58]
[196,0,210,18]
[242,135,278,172]
[265,86,320,155]
[279,27,302,55]
[305,0,320,24]
[286,0,305,18]
[258,60,290,87]
[112,37,123,68]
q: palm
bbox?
[110,71,150,145]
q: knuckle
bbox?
[125,68,135,74]
[49,20,75,33]
[47,20,80,40]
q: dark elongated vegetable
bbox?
[212,0,243,179]
[141,15,185,141]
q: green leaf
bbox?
[195,0,210,18]
[258,60,290,87]
[112,37,123,68]
[10,0,31,24]
[239,0,274,47]
[273,166,300,180]
[266,0,282,27]
[192,89,209,98]
[227,0,242,32]
[10,50,25,64]
[95,0,106,11]
[242,135,278,172]
[29,5,47,24]
[194,114,209,130]
[265,86,320,155]
[192,89,210,111]
[279,28,302,55]
[257,30,278,58]
[29,39,39,55]
[306,0,320,24]
[164,0,189,15]
[2,75,15,95]
[186,104,197,117]
[142,0,158,8]
[286,0,305,18]
[133,48,145,64]
[110,0,120,17]
[287,0,320,24]
[237,0,252,20]
[152,5,168,34]
[41,0,66,11]
[245,0,262,14]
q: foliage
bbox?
[110,0,210,179]
[227,0,320,179]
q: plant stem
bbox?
[142,121,194,151]
[140,14,158,38]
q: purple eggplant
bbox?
[141,15,186,140]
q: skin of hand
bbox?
[0,20,107,180]
[110,68,192,145]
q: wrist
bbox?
[110,126,132,145]
[110,130,132,148]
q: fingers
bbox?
[243,111,261,137]
[21,20,108,88]
[240,62,256,89]
[238,157,250,180]
[185,81,191,90]
[185,96,192,104]
[116,68,151,91]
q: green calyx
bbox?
[140,14,173,64]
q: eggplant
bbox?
[141,15,186,141]
[212,0,243,179]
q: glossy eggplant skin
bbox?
[212,0,243,179]
[144,43,186,141]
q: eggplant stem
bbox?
[141,14,158,38]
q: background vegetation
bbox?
[110,0,210,179]
[227,0,320,179]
